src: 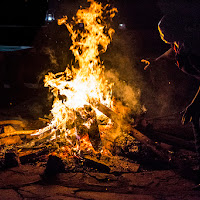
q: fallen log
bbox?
[148,130,195,152]
[129,127,172,161]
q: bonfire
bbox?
[0,0,160,173]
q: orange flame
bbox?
[33,0,117,154]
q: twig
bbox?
[0,130,36,138]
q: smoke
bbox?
[43,48,58,68]
[105,69,145,114]
[102,29,146,115]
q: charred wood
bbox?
[43,155,65,176]
[86,106,102,152]
[83,156,110,173]
[19,148,49,164]
[5,150,20,168]
[148,130,195,152]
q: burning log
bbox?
[94,102,120,123]
[0,130,35,138]
[94,102,172,162]
[84,105,102,151]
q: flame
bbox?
[33,0,117,154]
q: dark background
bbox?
[0,0,162,45]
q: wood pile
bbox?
[0,103,197,174]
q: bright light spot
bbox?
[48,16,53,21]
[119,23,126,30]
[46,13,55,22]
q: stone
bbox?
[76,191,155,200]
[45,196,82,200]
[84,173,118,187]
[18,185,78,199]
[57,173,84,187]
[87,172,118,181]
[165,195,200,200]
[0,189,22,200]
[9,164,45,175]
[58,172,118,188]
[0,168,40,188]
[122,172,154,187]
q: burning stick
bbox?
[141,59,151,70]
[93,102,120,123]
[0,130,36,138]
[87,107,102,151]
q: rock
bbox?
[18,185,78,199]
[0,189,22,200]
[10,164,45,175]
[45,197,82,200]
[121,170,195,195]
[83,173,118,187]
[57,173,85,188]
[76,191,155,200]
[122,172,154,187]
[165,195,200,200]
[84,173,119,187]
[87,172,118,181]
[0,167,41,188]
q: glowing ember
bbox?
[32,0,117,154]
[141,59,150,70]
